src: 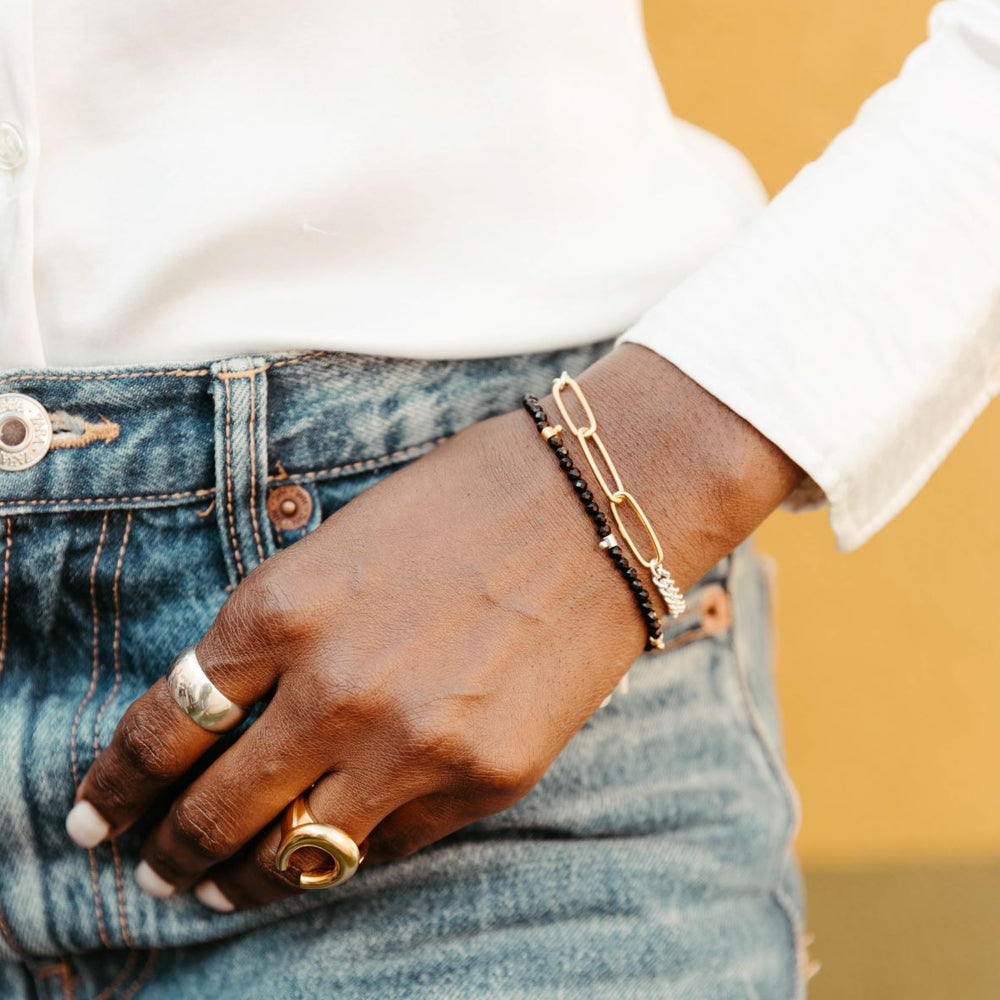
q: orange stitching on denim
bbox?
[268,349,327,369]
[0,516,11,677]
[117,949,157,1000]
[222,363,246,580]
[49,415,120,451]
[89,949,139,1000]
[58,957,77,1000]
[109,841,133,948]
[71,511,110,788]
[0,900,23,957]
[93,512,135,948]
[86,849,112,948]
[73,512,113,948]
[0,369,210,390]
[0,488,214,509]
[266,436,449,485]
[216,364,269,381]
[246,374,266,564]
[0,349,325,393]
[92,512,133,756]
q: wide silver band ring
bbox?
[165,646,247,733]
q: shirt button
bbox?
[0,393,53,471]
[0,122,27,171]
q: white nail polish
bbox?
[194,879,235,913]
[135,860,176,899]
[65,801,111,848]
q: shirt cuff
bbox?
[620,0,1000,551]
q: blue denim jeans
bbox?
[0,345,805,999]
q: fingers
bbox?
[193,770,399,911]
[132,698,332,898]
[68,566,291,847]
[364,794,476,868]
[193,789,480,912]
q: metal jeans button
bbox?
[0,394,52,471]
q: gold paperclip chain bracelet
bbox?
[552,372,686,618]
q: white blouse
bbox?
[1,1,998,551]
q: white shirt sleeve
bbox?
[620,0,1000,551]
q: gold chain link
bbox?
[551,372,686,617]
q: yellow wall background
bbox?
[642,0,1000,867]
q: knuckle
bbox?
[403,707,536,805]
[170,799,237,863]
[466,753,535,805]
[254,837,301,890]
[376,827,421,861]
[224,562,318,645]
[86,758,137,817]
[141,846,187,886]
[116,707,179,783]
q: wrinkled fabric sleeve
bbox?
[620,0,1000,551]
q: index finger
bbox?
[65,633,275,848]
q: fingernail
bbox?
[135,861,176,899]
[194,879,235,913]
[65,801,111,848]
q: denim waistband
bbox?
[0,344,616,517]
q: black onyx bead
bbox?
[554,446,569,459]
[624,567,639,581]
[559,456,574,470]
[608,546,621,558]
[628,578,643,592]
[566,467,581,479]
[593,512,607,527]
[583,501,600,515]
[613,555,628,570]
[579,490,594,503]
[572,479,587,493]
[547,436,563,449]
[644,610,659,623]
[637,588,649,601]
[597,525,612,537]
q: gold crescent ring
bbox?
[275,795,369,890]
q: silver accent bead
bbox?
[652,565,686,618]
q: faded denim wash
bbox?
[0,345,805,999]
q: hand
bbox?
[67,345,802,910]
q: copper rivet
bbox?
[267,484,313,532]
[698,584,732,635]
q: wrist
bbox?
[541,343,805,591]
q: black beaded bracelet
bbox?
[522,393,665,651]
